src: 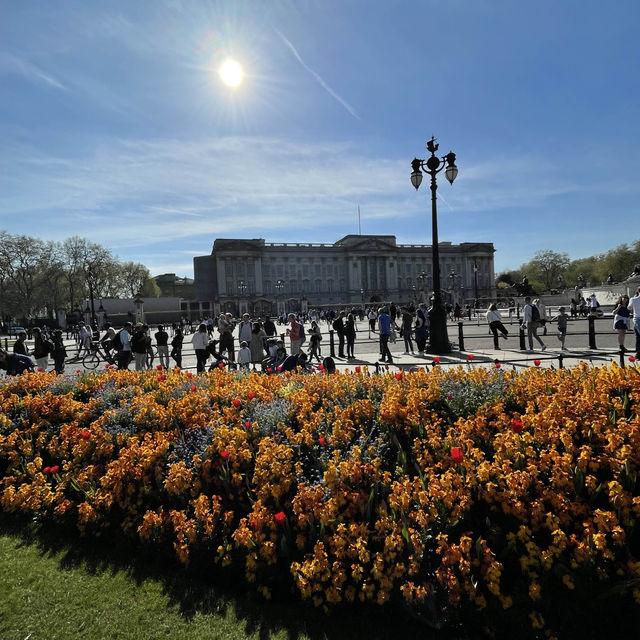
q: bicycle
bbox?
[82,341,115,370]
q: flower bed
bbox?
[1,365,639,636]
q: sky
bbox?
[1,0,639,278]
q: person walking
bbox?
[534,298,548,335]
[523,296,546,352]
[32,327,51,371]
[400,308,415,354]
[377,306,394,364]
[553,306,569,350]
[192,324,209,373]
[344,312,356,359]
[218,313,235,362]
[170,328,183,368]
[485,303,509,349]
[630,287,640,358]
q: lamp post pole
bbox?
[237,280,247,316]
[473,261,479,310]
[411,137,458,354]
[275,279,285,317]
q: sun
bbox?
[219,59,244,87]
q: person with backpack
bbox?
[155,325,169,369]
[192,323,209,373]
[0,348,34,376]
[523,296,546,352]
[130,324,148,371]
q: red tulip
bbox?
[395,372,403,380]
[467,354,474,361]
[50,465,60,474]
[630,356,636,363]
[104,364,110,369]
[433,356,440,364]
[318,364,324,371]
[190,385,197,392]
[249,518,258,531]
[318,437,326,446]
[218,362,224,368]
[277,366,282,372]
[156,364,163,371]
[220,450,229,461]
[244,420,252,429]
[248,392,255,399]
[274,511,286,526]
[43,466,51,474]
[158,374,166,381]
[232,399,241,408]
[80,430,90,440]
[446,393,453,400]
[76,369,81,374]
[37,367,43,372]
[511,419,524,434]
[534,359,541,367]
[267,367,273,373]
[450,447,464,464]
[355,366,361,373]
[186,371,193,378]
[495,362,501,369]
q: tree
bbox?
[522,250,570,292]
[118,262,158,298]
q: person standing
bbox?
[415,306,429,354]
[344,313,356,359]
[238,314,253,345]
[170,328,183,368]
[612,296,631,352]
[12,331,28,356]
[155,325,170,369]
[192,324,209,373]
[131,325,148,371]
[116,322,133,370]
[534,298,548,335]
[32,327,51,371]
[237,341,251,370]
[332,312,346,358]
[377,307,394,364]
[523,296,546,352]
[218,313,235,362]
[628,287,640,357]
[286,314,303,355]
[51,329,67,374]
[249,322,267,367]
[307,320,323,362]
[485,303,509,349]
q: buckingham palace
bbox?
[193,235,495,317]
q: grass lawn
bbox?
[0,518,442,640]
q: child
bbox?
[237,341,251,370]
[554,306,569,350]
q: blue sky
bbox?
[1,0,639,278]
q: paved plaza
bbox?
[3,314,635,376]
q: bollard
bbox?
[3,338,7,350]
[558,353,564,369]
[588,316,597,349]
[619,347,626,368]
[519,323,526,351]
[329,329,335,357]
[457,321,465,352]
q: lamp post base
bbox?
[427,304,451,354]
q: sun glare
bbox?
[219,59,244,87]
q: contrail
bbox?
[275,29,360,121]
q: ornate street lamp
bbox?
[275,279,285,315]
[411,137,458,353]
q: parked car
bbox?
[8,326,26,336]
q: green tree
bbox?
[521,250,570,292]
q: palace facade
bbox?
[193,235,495,317]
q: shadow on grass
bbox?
[0,514,460,640]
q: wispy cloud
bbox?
[274,29,360,121]
[0,52,67,90]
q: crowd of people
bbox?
[2,287,640,376]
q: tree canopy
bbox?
[0,232,162,323]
